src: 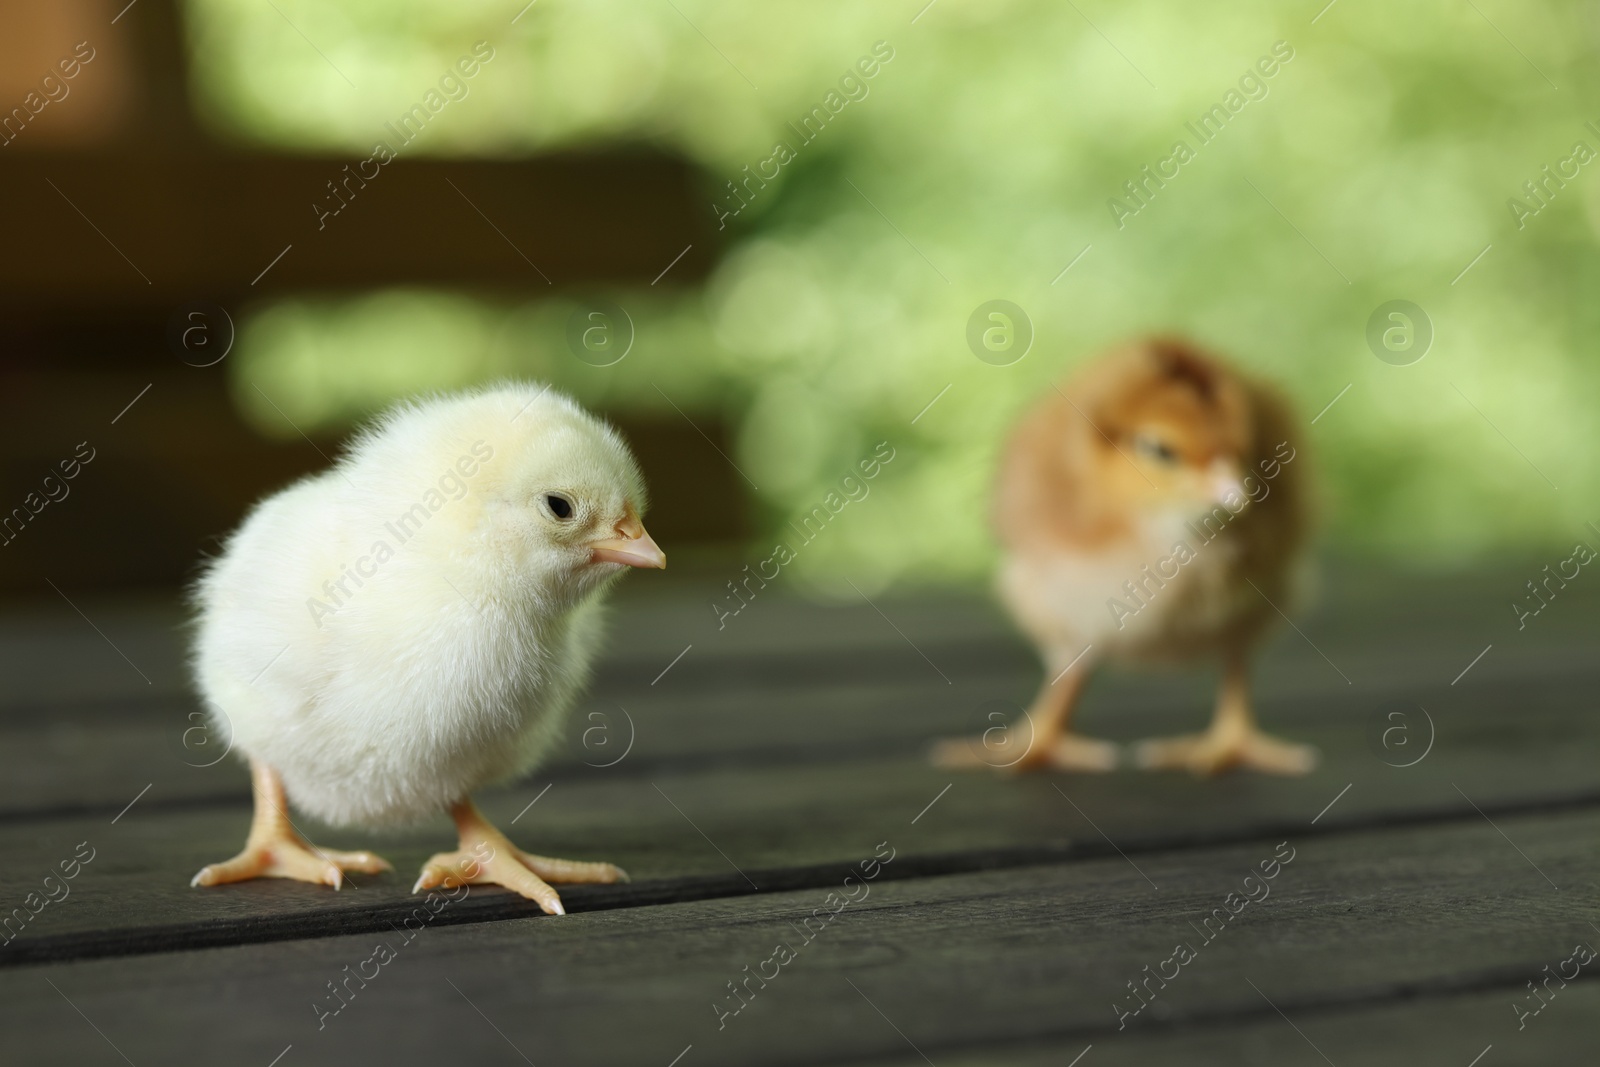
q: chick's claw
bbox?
[1134,727,1318,777]
[931,731,1119,774]
[516,852,630,886]
[413,847,569,915]
[1031,734,1121,773]
[191,838,391,890]
[412,848,630,915]
[191,761,394,890]
[417,798,629,915]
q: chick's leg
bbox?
[191,760,392,889]
[1133,655,1318,776]
[931,653,1116,772]
[413,799,629,916]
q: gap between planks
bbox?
[5,785,1600,970]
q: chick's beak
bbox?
[1207,459,1245,505]
[589,522,666,570]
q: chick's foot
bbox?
[191,759,392,889]
[415,799,630,916]
[192,837,391,890]
[931,730,1118,773]
[1133,726,1318,777]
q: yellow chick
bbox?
[189,384,665,913]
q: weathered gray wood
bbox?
[1,564,1594,1067]
[833,985,1600,1066]
[5,654,1592,824]
[0,662,1595,967]
[7,560,1593,717]
[0,809,1593,1066]
[2,568,1596,819]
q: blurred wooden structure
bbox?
[0,0,735,595]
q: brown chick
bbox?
[933,337,1317,776]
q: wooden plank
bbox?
[0,674,1595,965]
[833,984,1599,1066]
[0,589,1022,714]
[7,560,1594,715]
[1,658,1596,826]
[1,809,1594,1065]
[2,571,1595,816]
[0,151,714,309]
[0,570,1592,966]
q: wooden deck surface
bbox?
[0,564,1594,1065]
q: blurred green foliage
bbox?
[189,0,1600,586]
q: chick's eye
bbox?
[544,493,575,520]
[1133,434,1178,464]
